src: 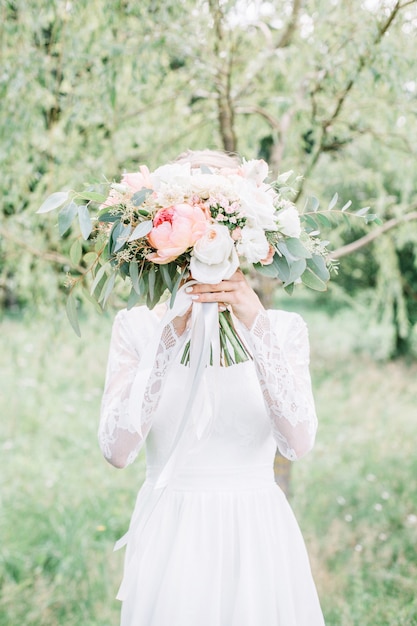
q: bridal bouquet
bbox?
[37,157,376,363]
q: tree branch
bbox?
[329,210,417,260]
[0,226,84,274]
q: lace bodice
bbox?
[98,306,317,469]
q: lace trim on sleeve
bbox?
[245,310,318,461]
[98,311,184,468]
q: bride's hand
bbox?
[185,270,264,329]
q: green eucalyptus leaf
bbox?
[284,283,295,295]
[285,237,312,259]
[302,214,320,232]
[301,267,328,291]
[78,190,107,203]
[66,292,81,337]
[128,220,153,242]
[159,263,174,292]
[341,200,352,212]
[69,239,82,266]
[307,255,331,281]
[328,192,338,210]
[127,286,141,309]
[274,254,291,283]
[114,224,132,252]
[305,196,320,213]
[37,191,69,214]
[286,258,307,284]
[90,262,109,296]
[148,265,156,302]
[98,212,119,223]
[99,272,116,307]
[253,261,279,278]
[356,206,371,216]
[78,205,93,240]
[316,213,333,228]
[58,201,78,236]
[129,261,141,294]
[83,251,98,267]
[109,221,124,255]
[132,188,153,207]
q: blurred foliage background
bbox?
[1,1,417,625]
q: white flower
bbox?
[152,163,191,186]
[190,223,239,284]
[240,159,269,185]
[237,179,277,230]
[237,227,270,264]
[276,205,302,238]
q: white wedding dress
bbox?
[98,305,325,626]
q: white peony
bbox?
[190,223,239,284]
[237,178,277,231]
[152,163,191,186]
[239,159,269,185]
[236,227,270,264]
[276,205,302,238]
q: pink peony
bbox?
[121,165,153,191]
[147,203,208,264]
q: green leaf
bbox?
[159,263,174,292]
[66,292,81,337]
[341,200,352,212]
[83,251,98,266]
[285,237,312,259]
[286,258,306,284]
[81,287,103,314]
[148,265,156,302]
[58,201,78,236]
[356,206,371,216]
[316,213,333,228]
[127,286,141,309]
[90,262,109,296]
[170,266,188,307]
[132,188,153,206]
[305,196,320,212]
[113,224,132,252]
[129,261,141,294]
[253,261,279,278]
[69,239,82,266]
[78,190,107,203]
[302,214,320,232]
[284,283,295,295]
[301,267,328,291]
[128,220,153,242]
[37,191,69,214]
[277,170,294,183]
[78,205,93,240]
[108,221,123,255]
[274,254,291,283]
[307,255,331,281]
[98,272,116,307]
[98,212,119,223]
[328,192,338,210]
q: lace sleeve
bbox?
[98,309,184,469]
[243,310,318,461]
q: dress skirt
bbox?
[118,464,325,626]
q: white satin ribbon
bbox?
[115,285,221,601]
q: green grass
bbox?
[1,302,417,625]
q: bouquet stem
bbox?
[180,309,251,367]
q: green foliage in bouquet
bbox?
[37,163,379,339]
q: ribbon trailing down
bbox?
[114,286,221,601]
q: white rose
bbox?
[152,162,191,186]
[276,205,302,238]
[190,223,239,284]
[239,159,269,185]
[237,227,270,264]
[237,179,277,231]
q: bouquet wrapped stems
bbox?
[180,309,251,367]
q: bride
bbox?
[98,150,325,626]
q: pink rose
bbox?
[147,203,208,264]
